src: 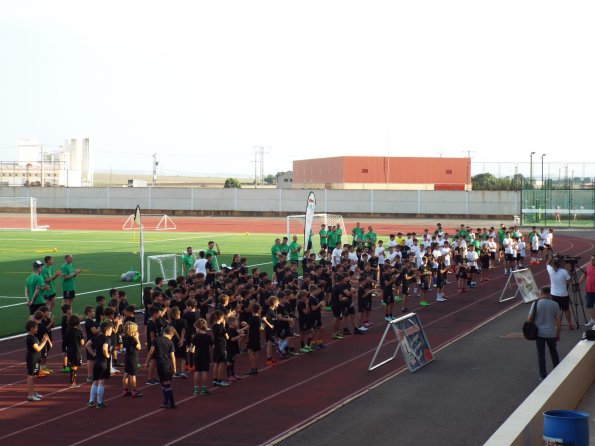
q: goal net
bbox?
[286,213,346,240]
[0,197,49,231]
[122,214,176,231]
[146,254,180,283]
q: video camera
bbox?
[553,254,581,268]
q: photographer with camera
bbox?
[547,256,573,330]
[577,254,595,328]
[527,286,561,380]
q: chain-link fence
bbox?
[521,186,595,228]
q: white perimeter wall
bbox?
[0,187,520,216]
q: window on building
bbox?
[362,169,369,174]
[446,170,452,174]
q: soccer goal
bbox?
[0,197,49,231]
[286,213,347,239]
[146,254,180,283]
[122,214,176,231]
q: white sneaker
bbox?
[586,320,595,328]
[110,368,119,374]
[33,392,43,398]
[28,395,41,402]
[358,326,368,332]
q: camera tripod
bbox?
[568,266,587,328]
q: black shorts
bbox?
[505,254,514,262]
[358,297,372,313]
[299,317,311,332]
[341,303,355,316]
[321,243,328,250]
[44,294,56,302]
[544,244,551,249]
[531,249,538,254]
[29,303,44,316]
[264,327,275,343]
[490,252,496,260]
[93,362,110,381]
[538,246,544,251]
[63,290,76,300]
[420,280,430,291]
[309,315,322,330]
[67,353,82,368]
[26,357,40,376]
[86,350,95,361]
[551,295,570,312]
[61,340,68,353]
[193,356,210,372]
[174,346,186,360]
[156,365,173,382]
[331,303,342,319]
[212,348,226,364]
[124,358,136,375]
[436,279,445,289]
[247,339,261,352]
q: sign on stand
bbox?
[498,268,540,303]
[368,313,434,373]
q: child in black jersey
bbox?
[86,321,114,408]
[25,320,51,402]
[225,316,245,381]
[246,304,262,375]
[210,310,229,387]
[63,314,84,387]
[192,318,213,396]
[60,304,72,373]
[122,321,142,397]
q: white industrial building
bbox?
[0,138,93,187]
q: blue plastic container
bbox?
[543,410,589,446]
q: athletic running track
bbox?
[0,215,592,446]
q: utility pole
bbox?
[252,146,268,187]
[259,146,265,187]
[251,149,258,189]
[152,153,158,186]
[40,144,44,188]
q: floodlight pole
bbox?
[541,154,546,189]
[529,152,535,188]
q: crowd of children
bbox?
[23,226,556,406]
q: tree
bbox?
[472,173,498,190]
[264,174,276,185]
[224,178,242,188]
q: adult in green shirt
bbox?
[61,254,81,307]
[327,226,337,249]
[365,226,377,248]
[26,261,47,320]
[182,246,196,277]
[352,222,364,247]
[289,235,302,264]
[271,238,282,266]
[336,224,343,245]
[279,237,290,257]
[205,241,221,271]
[457,224,468,241]
[319,224,328,249]
[41,255,61,312]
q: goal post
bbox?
[286,213,347,240]
[146,254,180,283]
[123,214,176,231]
[0,196,49,231]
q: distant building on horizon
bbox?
[0,138,93,187]
[293,156,471,190]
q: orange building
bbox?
[292,156,471,190]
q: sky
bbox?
[1,1,594,178]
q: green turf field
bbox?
[0,230,278,338]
